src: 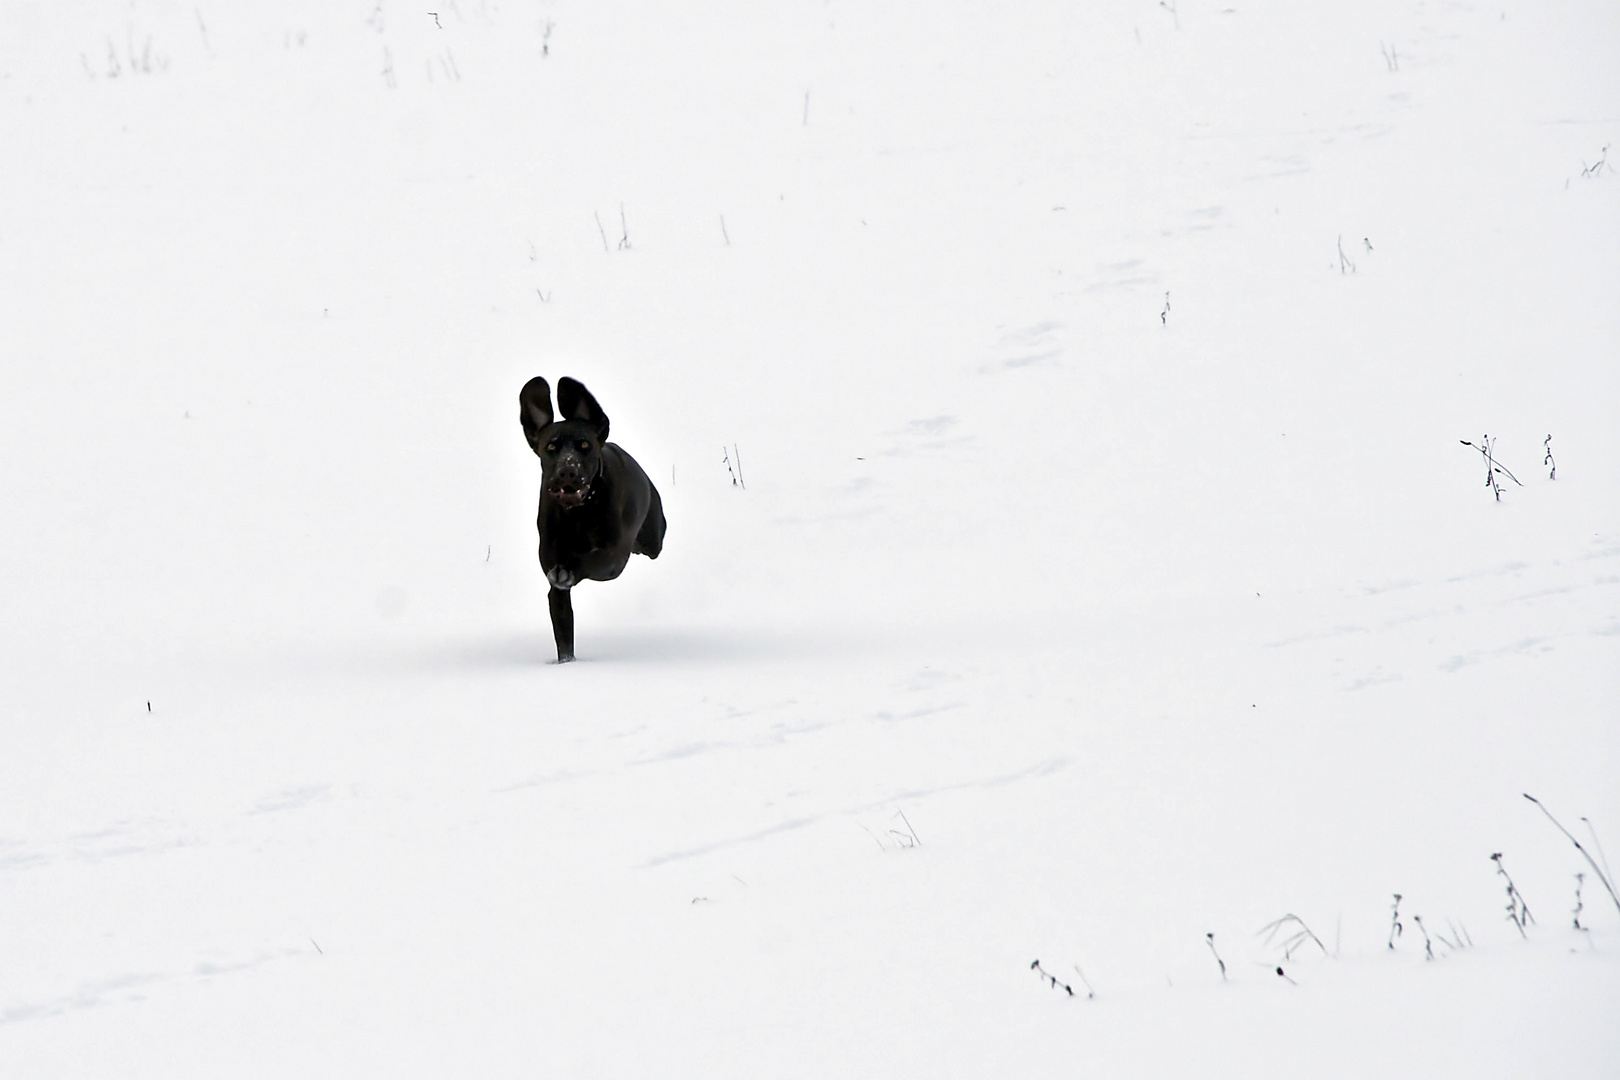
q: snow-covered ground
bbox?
[2,1,1617,1075]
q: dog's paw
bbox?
[546,565,576,590]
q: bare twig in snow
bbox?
[1460,436,1522,501]
[890,808,920,847]
[1524,794,1620,918]
[1072,965,1096,999]
[1583,817,1614,882]
[1030,959,1075,996]
[1205,933,1227,981]
[1413,914,1435,960]
[1491,852,1534,937]
[722,446,745,489]
[1259,914,1328,960]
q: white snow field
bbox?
[2,0,1617,1075]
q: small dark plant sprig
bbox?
[434,46,461,82]
[1410,915,1467,958]
[1573,873,1588,932]
[1072,964,1096,999]
[1434,919,1472,953]
[1337,234,1356,274]
[1387,893,1403,949]
[1491,852,1534,936]
[1258,914,1328,960]
[94,30,167,78]
[859,809,921,852]
[1460,435,1523,501]
[1581,144,1609,179]
[722,445,745,489]
[1030,959,1074,996]
[1205,932,1227,982]
[1587,818,1611,876]
[887,808,921,848]
[1524,794,1620,918]
[1412,913,1435,960]
[1543,434,1557,480]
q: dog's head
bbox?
[520,376,611,510]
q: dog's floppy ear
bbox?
[556,377,610,441]
[519,377,554,454]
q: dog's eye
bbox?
[544,442,557,453]
[577,440,591,452]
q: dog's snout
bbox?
[548,454,592,509]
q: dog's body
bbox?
[520,376,665,662]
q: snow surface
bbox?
[2,0,1617,1075]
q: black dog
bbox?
[519,376,665,662]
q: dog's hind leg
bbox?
[634,484,666,559]
[547,585,575,662]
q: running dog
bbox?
[519,376,665,662]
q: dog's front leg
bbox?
[547,585,575,663]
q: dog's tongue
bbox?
[553,483,588,507]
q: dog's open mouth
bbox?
[550,482,589,508]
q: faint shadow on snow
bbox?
[376,626,866,671]
[0,971,167,1026]
[1341,669,1403,692]
[0,949,308,1028]
[640,757,1070,868]
[2,822,203,871]
[984,320,1065,371]
[585,627,864,665]
[1439,637,1553,671]
[1263,623,1368,648]
[246,784,332,815]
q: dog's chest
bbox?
[540,501,615,559]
